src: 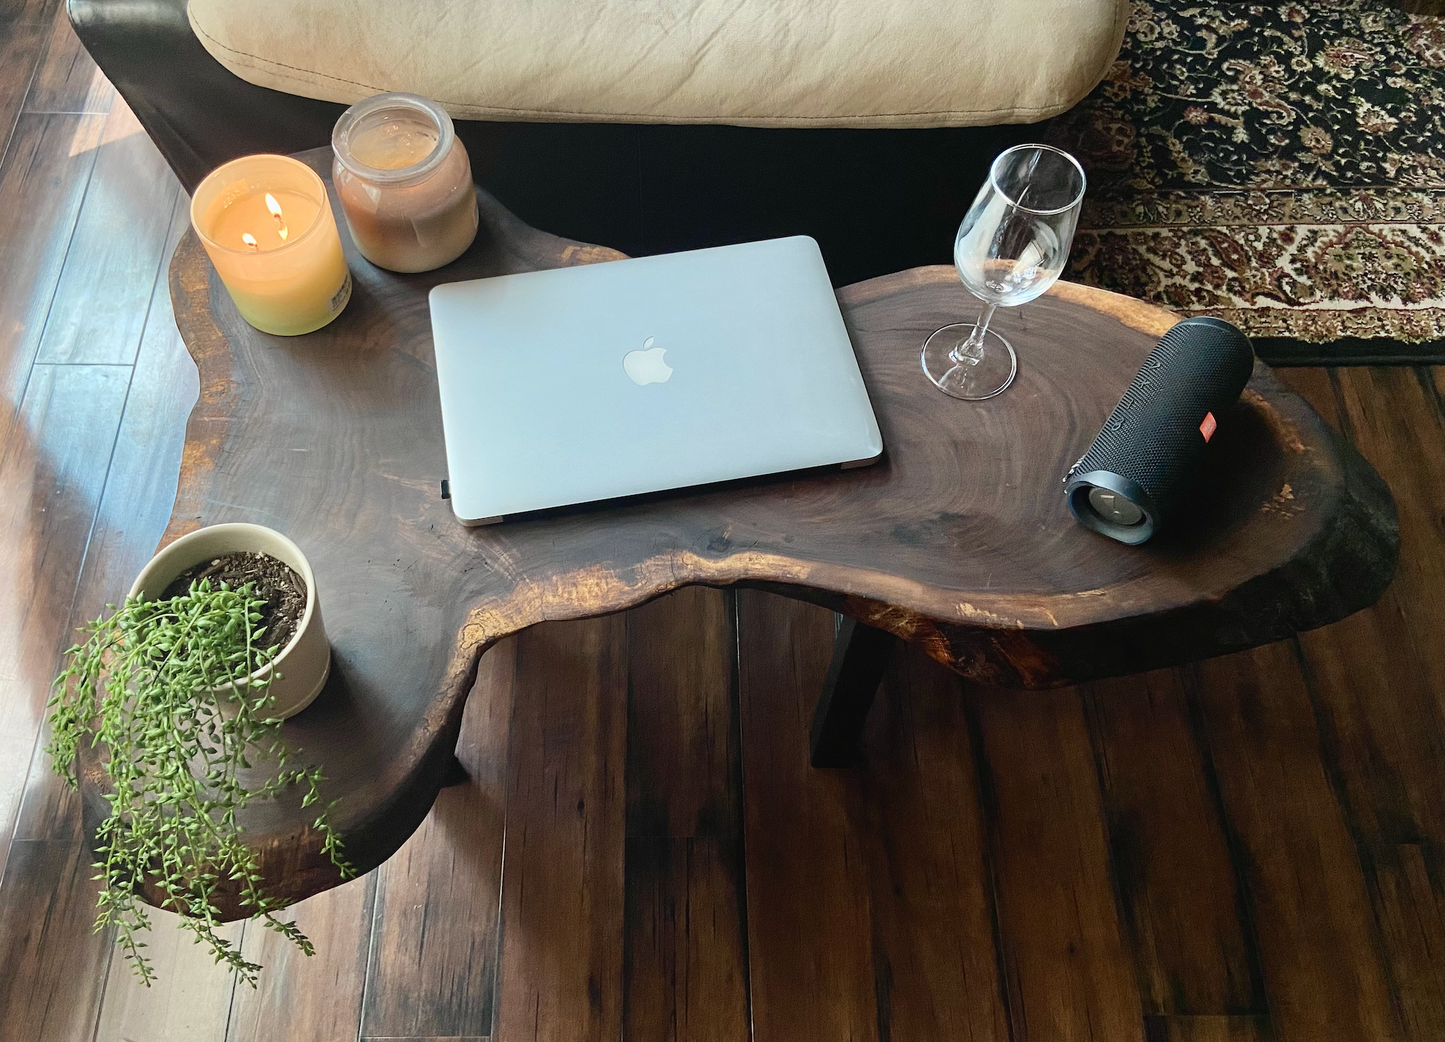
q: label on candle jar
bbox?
[328,271,353,317]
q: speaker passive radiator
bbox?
[1065,317,1255,544]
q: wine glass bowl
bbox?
[923,144,1086,401]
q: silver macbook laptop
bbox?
[428,235,883,525]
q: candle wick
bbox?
[241,232,259,251]
[265,192,289,242]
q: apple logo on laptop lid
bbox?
[624,337,673,386]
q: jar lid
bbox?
[332,92,456,188]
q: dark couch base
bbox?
[470,120,1033,286]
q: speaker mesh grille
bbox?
[1069,318,1255,515]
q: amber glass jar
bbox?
[331,93,479,273]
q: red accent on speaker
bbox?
[1200,412,1217,442]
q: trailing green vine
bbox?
[48,578,354,987]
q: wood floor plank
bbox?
[1083,669,1266,1021]
[228,875,376,1042]
[0,97,184,1040]
[855,643,1009,1042]
[224,623,374,1040]
[1367,841,1445,1042]
[0,365,136,1040]
[1278,365,1445,1037]
[0,362,131,877]
[969,682,1143,1041]
[21,0,112,116]
[1193,641,1402,1040]
[495,616,628,1042]
[736,591,877,1041]
[624,836,748,1042]
[360,637,515,1041]
[4,177,185,869]
[1273,367,1441,1031]
[6,143,186,634]
[1282,366,1445,1038]
[0,111,104,403]
[622,588,747,1041]
[0,0,55,165]
[625,587,740,841]
[1142,1013,1271,1041]
[4,189,191,882]
[93,916,242,1042]
[36,100,179,364]
[1322,368,1445,699]
[0,836,111,1040]
[44,189,193,637]
[1272,368,1338,427]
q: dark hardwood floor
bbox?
[1,6,1443,1040]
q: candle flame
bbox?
[241,232,259,251]
[265,192,289,241]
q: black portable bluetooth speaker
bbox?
[1064,317,1254,544]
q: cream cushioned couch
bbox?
[187,0,1129,129]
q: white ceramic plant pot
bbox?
[128,523,330,719]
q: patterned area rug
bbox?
[1044,0,1445,363]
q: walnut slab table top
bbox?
[80,148,1398,916]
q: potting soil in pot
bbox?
[160,551,307,653]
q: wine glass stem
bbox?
[949,303,998,365]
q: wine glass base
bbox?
[922,323,1018,401]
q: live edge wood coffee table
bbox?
[81,149,1397,916]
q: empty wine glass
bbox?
[923,143,1086,400]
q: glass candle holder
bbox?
[191,155,352,336]
[331,93,479,273]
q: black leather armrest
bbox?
[67,0,344,190]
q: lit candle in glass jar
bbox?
[331,93,479,273]
[191,155,351,336]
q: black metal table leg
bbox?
[809,616,899,767]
